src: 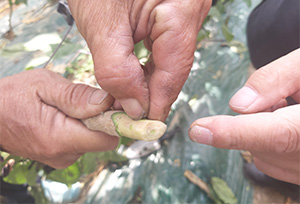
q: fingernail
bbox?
[229,86,258,110]
[189,125,213,145]
[89,89,109,105]
[119,98,145,119]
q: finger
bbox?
[251,152,300,173]
[253,157,300,185]
[263,98,287,112]
[229,49,300,113]
[291,91,300,104]
[113,100,123,110]
[34,70,114,119]
[35,104,119,168]
[146,1,211,120]
[189,105,300,153]
[85,2,149,119]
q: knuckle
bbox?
[273,123,300,154]
[63,83,89,105]
[255,67,278,86]
[213,117,245,149]
[29,69,52,90]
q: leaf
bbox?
[211,177,237,204]
[3,160,38,186]
[215,0,226,14]
[118,136,133,146]
[184,170,210,195]
[46,162,81,186]
[222,24,234,42]
[80,153,101,175]
[197,29,210,42]
[208,7,222,20]
[209,185,224,204]
[94,150,128,163]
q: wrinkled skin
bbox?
[189,49,300,185]
[67,0,212,121]
[0,70,118,169]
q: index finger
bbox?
[146,1,211,121]
[189,105,300,153]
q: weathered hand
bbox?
[189,49,300,185]
[67,0,211,121]
[0,70,118,169]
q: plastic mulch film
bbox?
[84,1,261,204]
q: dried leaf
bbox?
[184,170,210,196]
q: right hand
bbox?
[67,0,212,121]
[189,49,300,185]
[0,70,119,169]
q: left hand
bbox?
[0,70,118,169]
[189,49,300,185]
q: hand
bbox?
[189,49,300,185]
[67,0,211,121]
[0,70,119,169]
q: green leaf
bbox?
[197,29,210,42]
[215,0,226,14]
[80,153,101,175]
[46,162,81,186]
[208,7,222,20]
[209,185,224,204]
[79,150,128,175]
[94,150,128,163]
[118,136,133,146]
[211,177,237,204]
[3,160,38,186]
[221,24,234,42]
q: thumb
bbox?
[229,48,300,113]
[189,105,300,153]
[37,70,114,119]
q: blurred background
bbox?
[0,0,294,203]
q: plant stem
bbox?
[82,111,167,141]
